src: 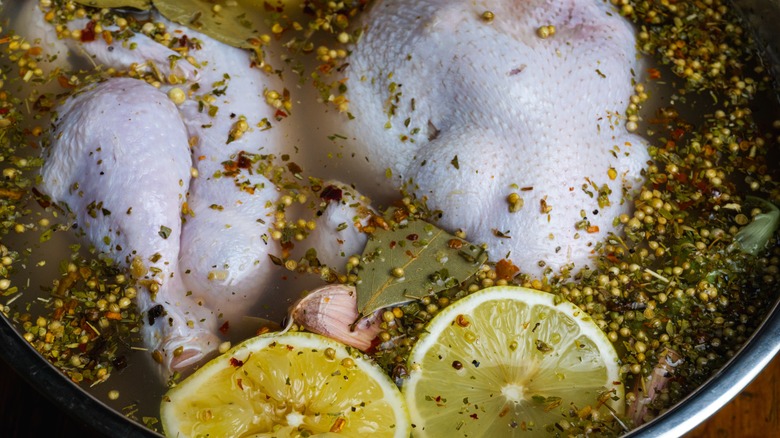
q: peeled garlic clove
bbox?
[291,284,382,351]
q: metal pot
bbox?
[0,1,778,437]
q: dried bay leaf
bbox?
[74,0,152,9]
[355,219,487,316]
[153,0,269,49]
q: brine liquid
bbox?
[0,0,778,435]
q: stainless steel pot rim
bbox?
[0,312,160,438]
[1,0,779,436]
[627,297,780,437]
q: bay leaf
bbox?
[74,0,152,9]
[355,219,488,316]
[153,0,269,49]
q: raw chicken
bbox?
[318,0,649,276]
[41,78,220,375]
[31,0,378,376]
[30,8,350,377]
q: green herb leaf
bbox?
[355,219,487,316]
[153,0,268,49]
[158,225,172,239]
[74,0,151,8]
[733,197,779,256]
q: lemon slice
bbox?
[161,332,410,437]
[403,286,624,437]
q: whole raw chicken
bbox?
[317,0,649,276]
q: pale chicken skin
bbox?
[321,0,649,276]
[41,78,220,374]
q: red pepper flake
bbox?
[80,21,97,42]
[274,109,288,120]
[586,225,600,233]
[452,360,463,370]
[53,306,66,321]
[236,378,244,390]
[219,321,230,334]
[229,357,244,367]
[80,319,99,336]
[236,152,252,169]
[281,240,294,258]
[671,127,686,140]
[320,185,343,202]
[647,67,661,80]
[470,413,479,420]
[406,233,419,241]
[606,253,620,264]
[389,240,397,249]
[447,239,463,249]
[317,63,333,74]
[495,259,520,280]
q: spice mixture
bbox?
[0,0,778,435]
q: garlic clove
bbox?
[291,284,382,351]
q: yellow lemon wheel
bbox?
[403,286,623,437]
[161,331,410,437]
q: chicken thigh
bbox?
[320,0,649,277]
